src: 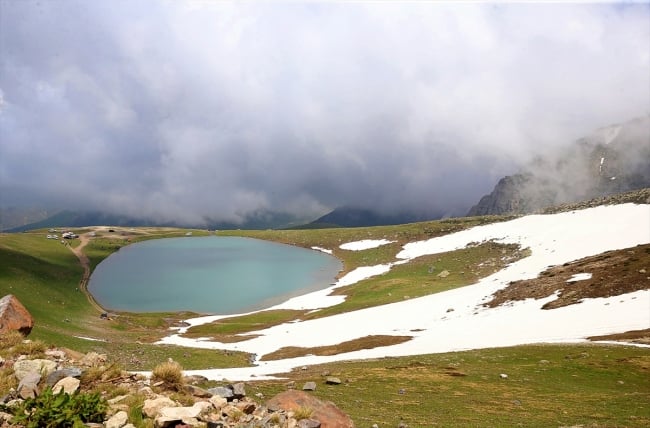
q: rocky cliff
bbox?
[468,115,650,216]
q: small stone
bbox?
[142,396,177,418]
[325,377,342,385]
[17,372,40,399]
[52,376,80,395]
[208,394,227,410]
[46,367,83,386]
[108,395,129,405]
[104,410,128,428]
[13,359,57,381]
[298,419,321,428]
[184,384,212,398]
[499,373,508,379]
[208,386,234,400]
[303,381,317,391]
[231,382,246,398]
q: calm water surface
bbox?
[88,236,342,314]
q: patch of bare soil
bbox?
[587,328,650,345]
[485,243,650,310]
[261,335,412,361]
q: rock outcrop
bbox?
[468,115,650,216]
[0,295,34,336]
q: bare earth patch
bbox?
[485,243,650,309]
[260,335,412,361]
[588,328,650,345]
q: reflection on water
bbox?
[88,236,341,314]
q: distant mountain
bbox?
[7,209,311,232]
[303,206,441,228]
[0,207,53,231]
[468,115,650,216]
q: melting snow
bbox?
[311,246,333,254]
[156,203,650,381]
[567,273,593,282]
[339,239,395,251]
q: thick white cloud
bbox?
[1,1,648,223]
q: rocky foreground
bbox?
[0,294,356,427]
[0,345,355,428]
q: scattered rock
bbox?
[208,395,227,410]
[499,373,509,379]
[437,270,450,278]
[325,377,342,385]
[143,396,178,418]
[105,410,128,428]
[303,381,317,391]
[17,372,40,399]
[80,352,108,367]
[52,376,80,394]
[266,390,355,428]
[298,419,322,428]
[230,382,246,398]
[46,367,83,386]
[13,359,57,381]
[0,294,34,336]
[184,384,212,398]
[207,386,234,400]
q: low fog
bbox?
[1,1,649,225]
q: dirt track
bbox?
[68,232,105,313]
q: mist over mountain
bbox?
[305,206,445,228]
[5,209,309,233]
[2,2,649,226]
[468,116,650,216]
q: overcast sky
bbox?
[1,1,649,224]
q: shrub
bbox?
[151,360,183,390]
[294,406,314,420]
[10,387,107,428]
[12,339,47,357]
[0,331,23,352]
[0,367,17,397]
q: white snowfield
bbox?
[339,239,395,251]
[157,204,650,381]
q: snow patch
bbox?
[156,204,650,381]
[311,246,333,254]
[339,239,395,251]
[567,273,592,282]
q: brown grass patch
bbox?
[588,328,650,345]
[260,335,412,361]
[485,243,650,309]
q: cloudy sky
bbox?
[1,1,649,225]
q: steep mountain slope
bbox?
[305,206,440,228]
[468,115,650,216]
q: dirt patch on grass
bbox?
[485,244,650,309]
[261,335,412,361]
[588,328,650,345]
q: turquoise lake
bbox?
[87,236,342,314]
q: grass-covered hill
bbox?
[1,191,649,426]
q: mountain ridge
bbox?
[468,115,650,216]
